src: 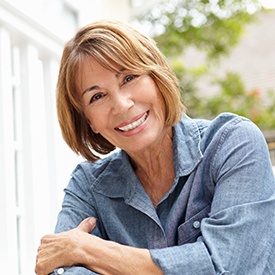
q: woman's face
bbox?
[77,56,169,154]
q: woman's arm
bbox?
[36,116,275,275]
[150,118,275,274]
[35,218,163,275]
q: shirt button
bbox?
[193,221,201,229]
[57,268,65,274]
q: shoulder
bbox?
[180,112,270,171]
[194,113,272,179]
[70,150,137,198]
[69,149,137,194]
[176,112,266,154]
[192,112,266,149]
[172,113,266,176]
[177,112,255,138]
[194,112,255,134]
[71,149,126,184]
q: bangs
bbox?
[74,23,160,74]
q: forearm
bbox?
[78,236,163,275]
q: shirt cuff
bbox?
[150,241,216,275]
[53,266,99,275]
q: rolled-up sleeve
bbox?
[51,266,98,275]
[50,266,99,275]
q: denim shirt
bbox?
[52,113,275,275]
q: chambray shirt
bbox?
[52,113,275,275]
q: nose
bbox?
[111,92,134,114]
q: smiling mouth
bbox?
[116,111,148,132]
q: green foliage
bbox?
[204,72,275,129]
[136,0,275,129]
[139,0,260,60]
[176,69,275,129]
[171,60,205,117]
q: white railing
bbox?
[0,1,81,274]
[0,1,134,273]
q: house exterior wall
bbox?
[183,9,275,97]
[219,9,275,94]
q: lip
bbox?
[114,111,149,134]
[115,111,148,129]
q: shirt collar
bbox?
[91,114,203,198]
[91,150,137,198]
[173,114,203,177]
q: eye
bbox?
[89,92,105,104]
[123,75,138,84]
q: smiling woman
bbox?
[77,55,170,153]
[35,20,275,275]
[57,20,183,162]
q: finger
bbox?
[77,217,97,233]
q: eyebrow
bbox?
[115,68,125,78]
[81,85,100,98]
[81,68,126,97]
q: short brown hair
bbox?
[57,20,184,162]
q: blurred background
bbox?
[0,0,274,274]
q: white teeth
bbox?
[118,112,147,132]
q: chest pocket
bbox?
[177,203,211,245]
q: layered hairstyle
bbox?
[57,20,185,162]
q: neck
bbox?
[127,127,175,207]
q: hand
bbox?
[35,217,97,275]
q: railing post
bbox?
[0,26,20,274]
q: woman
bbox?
[35,20,275,275]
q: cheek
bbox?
[84,110,103,134]
[152,90,167,117]
[89,122,99,134]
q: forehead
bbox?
[75,56,123,95]
[80,56,109,75]
[78,54,124,78]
